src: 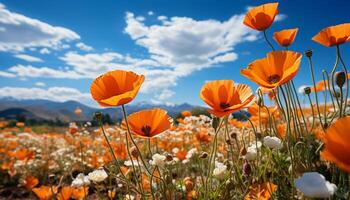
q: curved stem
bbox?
[263,30,275,51]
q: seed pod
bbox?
[336,71,346,88]
[225,139,231,145]
[171,171,178,179]
[304,87,311,95]
[305,50,313,58]
[240,146,247,156]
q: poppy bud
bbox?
[130,146,139,158]
[230,132,237,139]
[304,87,311,95]
[225,139,231,145]
[94,112,103,121]
[199,152,208,159]
[336,71,346,88]
[323,122,329,129]
[305,50,313,58]
[240,147,247,156]
[166,154,173,162]
[243,161,251,177]
[212,117,220,131]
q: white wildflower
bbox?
[149,153,166,167]
[88,169,108,183]
[72,173,90,187]
[263,136,282,149]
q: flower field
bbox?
[1,2,350,200]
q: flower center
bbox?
[141,125,151,136]
[220,102,231,110]
[267,74,281,84]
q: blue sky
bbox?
[0,0,349,107]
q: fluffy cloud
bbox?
[0,71,16,78]
[35,82,46,87]
[39,48,51,54]
[76,42,93,51]
[14,54,43,62]
[8,65,86,79]
[156,89,175,100]
[0,3,79,52]
[0,86,93,106]
[122,11,258,96]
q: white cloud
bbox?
[0,71,16,78]
[123,11,258,93]
[275,14,287,22]
[0,3,79,52]
[35,82,46,87]
[39,48,51,54]
[0,86,93,106]
[14,54,43,62]
[76,42,93,51]
[148,11,154,16]
[7,64,86,79]
[156,89,175,100]
[157,16,168,21]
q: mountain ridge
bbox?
[0,98,199,122]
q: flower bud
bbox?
[225,139,231,145]
[240,147,247,156]
[230,132,237,139]
[212,117,220,131]
[199,152,208,159]
[166,154,173,162]
[130,146,139,158]
[305,50,313,58]
[336,71,346,88]
[304,87,311,95]
[243,161,251,177]
[94,112,103,121]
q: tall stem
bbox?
[263,30,275,51]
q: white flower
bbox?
[244,142,261,161]
[72,173,90,187]
[172,147,179,154]
[185,148,198,159]
[294,172,337,198]
[88,169,108,183]
[263,136,282,149]
[213,162,227,180]
[149,153,166,167]
[124,160,140,167]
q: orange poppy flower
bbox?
[181,110,192,117]
[243,3,279,31]
[311,80,328,93]
[312,23,350,47]
[200,80,254,117]
[127,108,171,138]
[273,28,298,47]
[57,186,73,200]
[72,187,89,199]
[244,182,277,200]
[241,51,302,89]
[23,176,39,190]
[90,70,144,107]
[32,186,58,200]
[320,116,350,173]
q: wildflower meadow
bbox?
[0,2,350,200]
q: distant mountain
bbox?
[0,98,198,122]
